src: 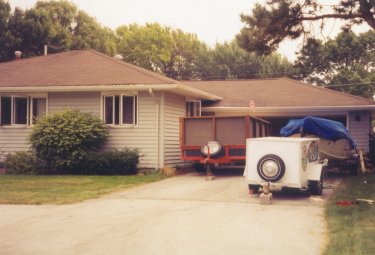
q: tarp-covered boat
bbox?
[280,116,356,161]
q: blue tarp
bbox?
[280,116,356,148]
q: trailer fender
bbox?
[307,163,326,181]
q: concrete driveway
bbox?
[0,172,329,255]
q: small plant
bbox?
[30,110,108,174]
[160,165,177,176]
[4,151,42,175]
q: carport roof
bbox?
[184,78,375,108]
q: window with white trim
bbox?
[103,94,138,126]
[186,100,201,117]
[31,98,47,124]
[0,96,47,126]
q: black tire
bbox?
[257,154,285,182]
[309,174,323,196]
[193,163,206,173]
[248,184,260,194]
[200,141,223,158]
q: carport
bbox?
[184,78,375,153]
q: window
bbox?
[31,98,47,124]
[0,96,47,126]
[186,100,201,117]
[14,97,28,124]
[122,95,136,124]
[1,97,11,125]
[103,94,137,126]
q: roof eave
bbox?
[202,105,375,113]
[0,83,223,100]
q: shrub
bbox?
[79,148,140,175]
[4,151,43,175]
[30,110,108,174]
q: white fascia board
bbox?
[202,105,375,113]
[0,83,222,100]
[0,84,173,92]
[174,84,222,101]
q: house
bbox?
[1,50,374,170]
[0,50,221,169]
[184,79,375,153]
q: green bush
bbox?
[30,110,108,174]
[79,148,140,175]
[4,151,43,175]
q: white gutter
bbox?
[202,105,375,113]
[148,88,160,170]
[0,83,222,100]
[175,84,223,100]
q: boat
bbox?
[280,116,356,161]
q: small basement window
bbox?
[186,100,201,117]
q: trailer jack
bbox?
[205,163,215,181]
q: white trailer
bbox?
[245,137,327,195]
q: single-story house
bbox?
[184,79,375,153]
[0,50,221,169]
[0,50,374,170]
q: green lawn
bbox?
[0,174,166,205]
[324,173,375,255]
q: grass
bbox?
[0,174,166,205]
[324,173,375,255]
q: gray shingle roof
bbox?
[184,78,375,107]
[0,50,178,87]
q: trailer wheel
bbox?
[309,174,323,196]
[257,154,285,182]
[200,141,222,158]
[193,163,206,173]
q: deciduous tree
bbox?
[237,0,375,55]
[294,30,375,98]
[0,0,116,61]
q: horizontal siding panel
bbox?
[49,92,101,116]
[105,91,158,168]
[349,111,370,152]
[162,93,185,166]
[0,128,31,160]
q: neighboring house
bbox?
[0,50,221,169]
[184,78,375,153]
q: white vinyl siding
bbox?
[348,111,371,153]
[104,91,159,168]
[48,92,101,116]
[162,93,186,166]
[0,127,32,161]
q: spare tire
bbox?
[201,141,222,158]
[257,154,285,182]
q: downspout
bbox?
[149,88,160,170]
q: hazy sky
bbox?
[7,0,371,62]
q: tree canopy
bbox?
[1,0,294,81]
[237,0,375,55]
[203,42,294,79]
[0,0,116,61]
[294,30,375,98]
[116,23,209,80]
